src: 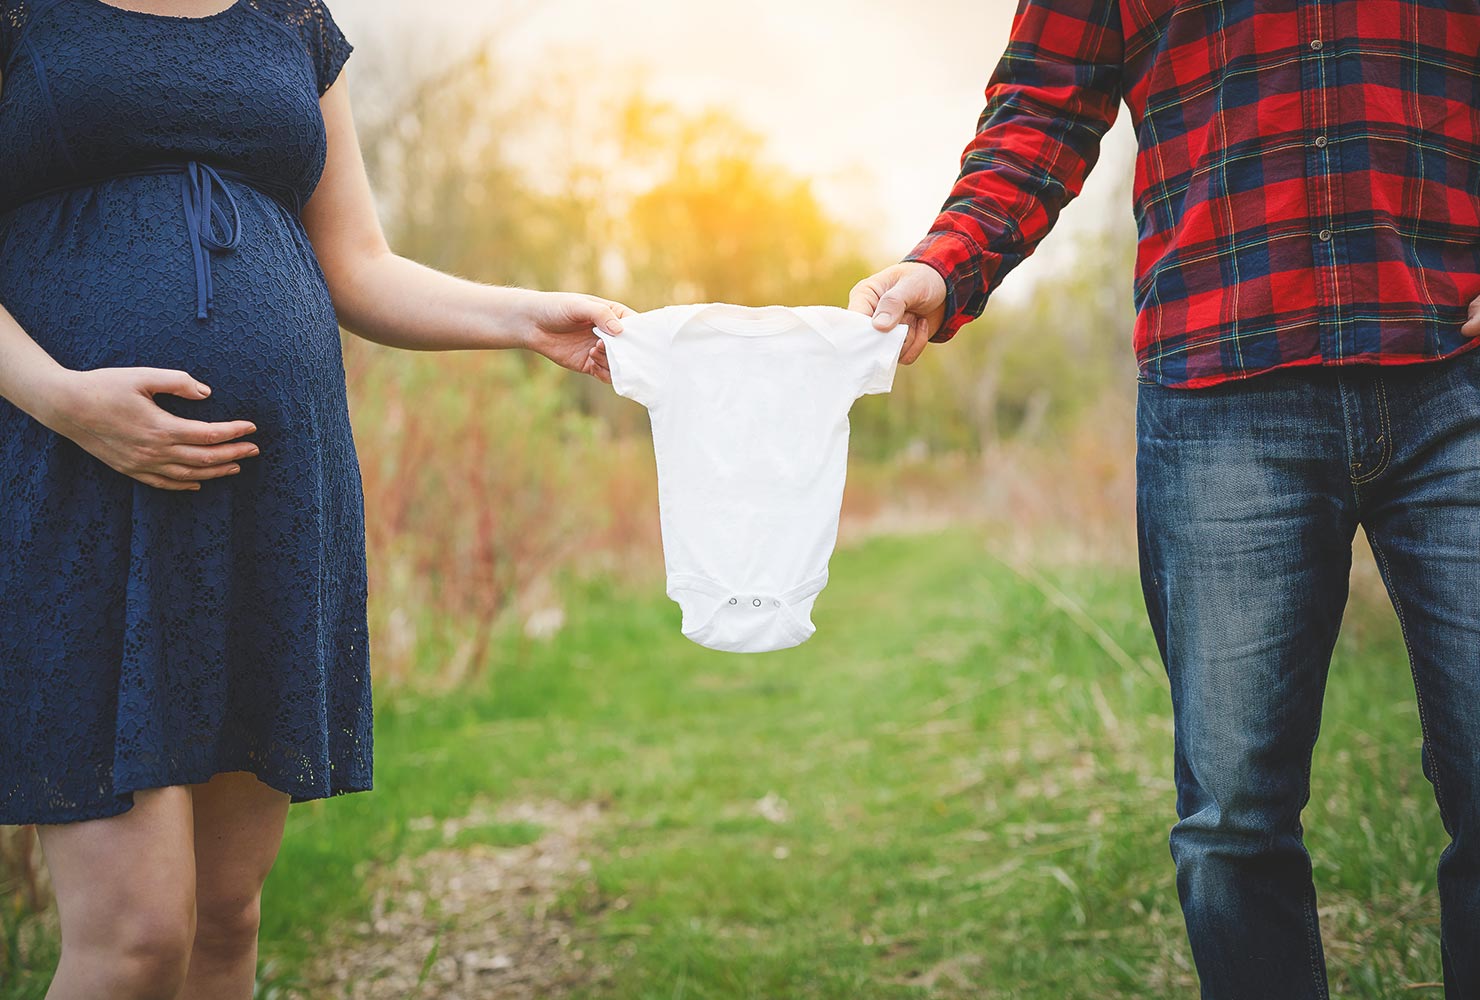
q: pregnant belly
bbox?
[0,181,347,437]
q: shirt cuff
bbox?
[904,229,1001,342]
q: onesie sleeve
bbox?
[857,326,907,397]
[305,0,353,96]
[836,311,907,399]
[596,308,676,410]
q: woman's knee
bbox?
[192,888,264,960]
[67,895,195,999]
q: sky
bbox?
[335,0,1137,299]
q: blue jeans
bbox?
[1137,349,1480,999]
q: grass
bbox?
[0,529,1448,998]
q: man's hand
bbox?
[848,262,949,365]
[1463,294,1480,338]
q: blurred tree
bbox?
[612,104,871,310]
[851,166,1138,461]
[335,31,1142,681]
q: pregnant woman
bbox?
[0,2,622,998]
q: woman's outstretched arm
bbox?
[304,77,622,383]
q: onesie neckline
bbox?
[691,303,816,337]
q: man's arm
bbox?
[852,0,1125,362]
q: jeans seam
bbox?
[1338,378,1358,478]
[1350,377,1393,485]
[1299,708,1330,999]
[1368,529,1451,828]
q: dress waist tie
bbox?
[179,160,241,321]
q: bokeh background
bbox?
[0,2,1448,998]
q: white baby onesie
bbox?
[597,303,907,653]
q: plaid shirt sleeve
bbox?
[907,0,1124,341]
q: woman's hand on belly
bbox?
[37,368,260,492]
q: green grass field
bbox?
[0,530,1449,998]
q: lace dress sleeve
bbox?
[1,1,29,70]
[305,0,351,96]
[247,0,352,96]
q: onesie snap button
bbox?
[729,598,737,605]
[752,599,762,607]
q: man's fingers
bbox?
[873,269,930,331]
[848,279,882,317]
[136,368,212,401]
[167,441,262,467]
[1464,297,1480,335]
[901,314,933,365]
[873,288,912,332]
[162,417,258,446]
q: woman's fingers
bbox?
[144,416,259,487]
[166,440,261,468]
[584,340,611,382]
[134,472,202,492]
[581,297,624,336]
[132,367,213,401]
[596,308,624,336]
[159,416,258,446]
[155,462,244,482]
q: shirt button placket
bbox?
[1305,4,1342,360]
[1310,32,1331,247]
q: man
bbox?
[849,2,1480,996]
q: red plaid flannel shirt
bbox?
[907,0,1480,388]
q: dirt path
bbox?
[295,801,609,1000]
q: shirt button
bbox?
[1319,229,1333,242]
[1310,38,1323,51]
[1314,135,1328,148]
[752,599,762,607]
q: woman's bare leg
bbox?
[37,786,197,1000]
[179,770,290,1000]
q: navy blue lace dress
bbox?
[0,0,371,824]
